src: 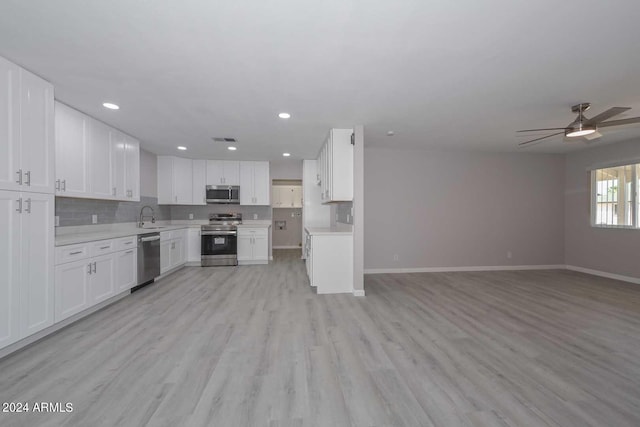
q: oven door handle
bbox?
[202,231,237,236]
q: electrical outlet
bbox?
[507,251,512,259]
[55,216,60,227]
[347,214,351,222]
[393,254,399,261]
[92,214,98,224]
[253,213,258,220]
[291,212,295,218]
[189,213,194,220]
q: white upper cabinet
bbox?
[157,156,193,205]
[113,132,139,201]
[317,128,353,203]
[87,119,113,199]
[0,56,54,194]
[124,135,140,201]
[55,102,89,197]
[206,160,239,186]
[192,159,206,205]
[240,161,270,205]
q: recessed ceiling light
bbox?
[278,112,291,119]
[283,153,291,157]
[103,102,119,110]
[387,131,395,136]
[228,146,237,151]
[177,146,187,151]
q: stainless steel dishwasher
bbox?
[137,232,161,287]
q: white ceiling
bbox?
[1,0,640,159]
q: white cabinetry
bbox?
[0,56,54,194]
[54,237,138,323]
[237,227,269,264]
[158,156,196,205]
[240,161,270,205]
[54,101,139,201]
[160,229,187,274]
[187,228,202,264]
[0,191,54,350]
[192,160,207,205]
[317,128,353,203]
[304,229,353,294]
[54,102,89,196]
[206,160,239,185]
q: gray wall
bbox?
[140,148,157,197]
[364,148,565,270]
[55,196,170,226]
[565,139,640,277]
[272,208,302,247]
[270,159,302,180]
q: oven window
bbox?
[202,234,237,256]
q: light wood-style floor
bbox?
[1,250,640,426]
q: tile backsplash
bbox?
[55,197,271,227]
[55,196,171,227]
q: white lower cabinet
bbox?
[115,248,137,292]
[160,229,187,274]
[304,231,353,294]
[0,190,54,350]
[54,237,140,323]
[187,228,201,263]
[54,259,90,321]
[237,227,269,264]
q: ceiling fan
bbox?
[517,103,640,147]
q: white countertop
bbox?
[305,226,353,236]
[55,223,198,246]
[55,220,273,246]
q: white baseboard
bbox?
[273,246,302,249]
[566,265,640,285]
[364,265,566,274]
[353,289,365,297]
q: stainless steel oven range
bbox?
[201,213,242,266]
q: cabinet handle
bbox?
[62,180,66,191]
[92,262,97,274]
[16,169,22,185]
[112,187,116,196]
[69,251,83,255]
[25,198,31,214]
[16,198,22,213]
[56,179,60,191]
[100,245,110,250]
[25,171,31,186]
[125,250,134,254]
[88,263,92,275]
[124,241,133,245]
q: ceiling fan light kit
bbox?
[517,102,640,147]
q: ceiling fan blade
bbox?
[517,127,567,133]
[583,131,602,141]
[584,107,630,125]
[518,131,565,147]
[597,116,640,128]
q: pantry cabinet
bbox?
[0,56,54,194]
[0,190,54,350]
[239,161,270,205]
[317,128,353,203]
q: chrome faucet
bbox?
[138,205,156,228]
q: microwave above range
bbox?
[206,185,240,204]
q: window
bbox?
[591,163,639,227]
